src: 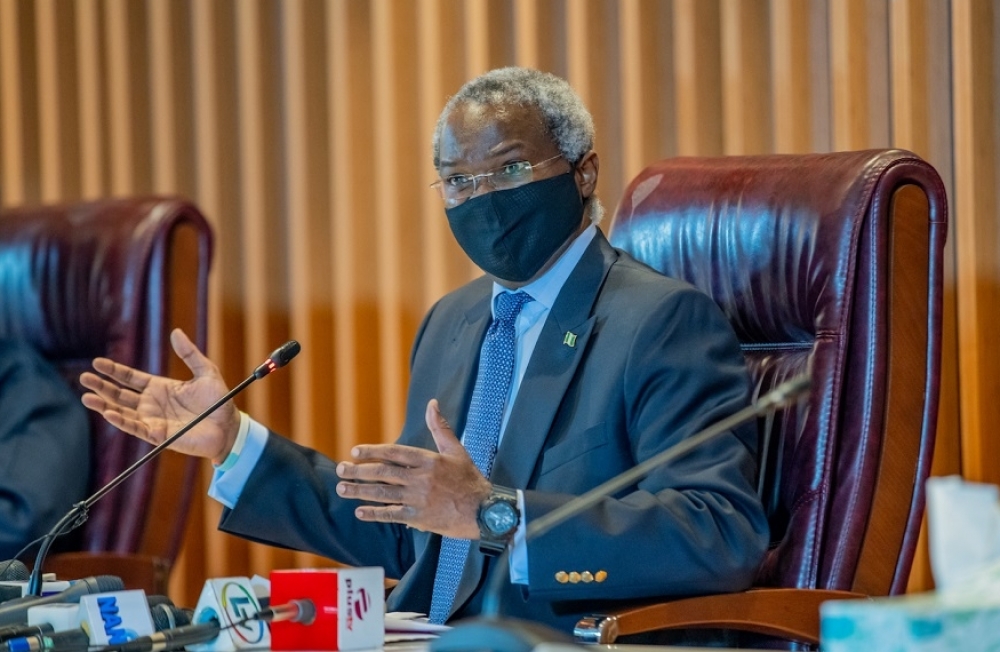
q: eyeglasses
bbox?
[431,154,565,207]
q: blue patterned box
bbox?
[821,592,1000,652]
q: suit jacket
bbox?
[221,231,769,632]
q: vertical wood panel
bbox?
[890,0,962,592]
[721,0,771,155]
[464,0,490,79]
[105,0,133,194]
[75,0,104,199]
[34,0,62,201]
[328,0,360,463]
[417,0,464,308]
[234,0,266,399]
[189,0,228,583]
[372,0,407,443]
[281,0,315,450]
[618,0,646,183]
[830,0,890,149]
[953,0,1000,486]
[0,0,25,204]
[674,0,723,155]
[565,0,591,105]
[513,0,540,69]
[771,0,813,153]
[148,0,177,192]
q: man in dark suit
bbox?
[80,67,768,632]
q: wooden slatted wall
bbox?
[1,0,996,605]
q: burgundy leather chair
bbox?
[574,150,947,647]
[0,197,213,594]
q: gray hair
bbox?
[432,67,604,223]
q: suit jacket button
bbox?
[581,571,594,583]
[555,571,569,583]
[569,572,581,584]
[595,570,608,582]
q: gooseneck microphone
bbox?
[430,373,812,652]
[93,601,310,652]
[0,625,53,645]
[0,576,124,627]
[26,341,302,597]
[252,600,316,625]
[104,620,221,652]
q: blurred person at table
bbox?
[1,338,90,558]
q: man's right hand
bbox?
[80,328,240,464]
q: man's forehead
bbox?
[442,101,549,149]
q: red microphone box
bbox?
[270,568,384,651]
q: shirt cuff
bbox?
[207,413,269,509]
[508,489,529,584]
[214,411,251,471]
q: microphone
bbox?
[108,620,220,652]
[429,373,812,652]
[0,626,53,645]
[26,341,302,596]
[2,628,88,652]
[252,601,315,625]
[148,605,192,632]
[1,561,33,605]
[0,577,124,627]
[3,602,194,652]
[0,563,28,583]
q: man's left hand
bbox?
[336,398,491,538]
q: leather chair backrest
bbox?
[0,197,213,563]
[608,150,946,596]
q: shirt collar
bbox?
[491,224,598,313]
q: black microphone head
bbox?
[254,341,301,379]
[0,561,28,582]
[82,575,126,593]
[151,603,193,631]
[146,595,174,608]
[270,341,301,367]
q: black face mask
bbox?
[445,172,584,283]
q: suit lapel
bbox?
[490,233,617,489]
[396,293,491,617]
[414,291,492,451]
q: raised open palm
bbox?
[80,328,240,462]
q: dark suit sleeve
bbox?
[0,341,91,558]
[522,287,769,601]
[215,303,448,578]
[218,434,416,579]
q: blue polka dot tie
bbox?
[427,291,534,624]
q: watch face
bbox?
[483,501,518,535]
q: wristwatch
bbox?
[477,485,520,555]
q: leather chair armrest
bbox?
[44,552,172,597]
[573,588,869,645]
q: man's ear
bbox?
[575,150,599,199]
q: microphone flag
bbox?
[77,590,155,646]
[269,568,383,652]
[188,578,267,652]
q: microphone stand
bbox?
[26,342,301,596]
[431,373,811,652]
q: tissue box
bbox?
[821,593,1000,652]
